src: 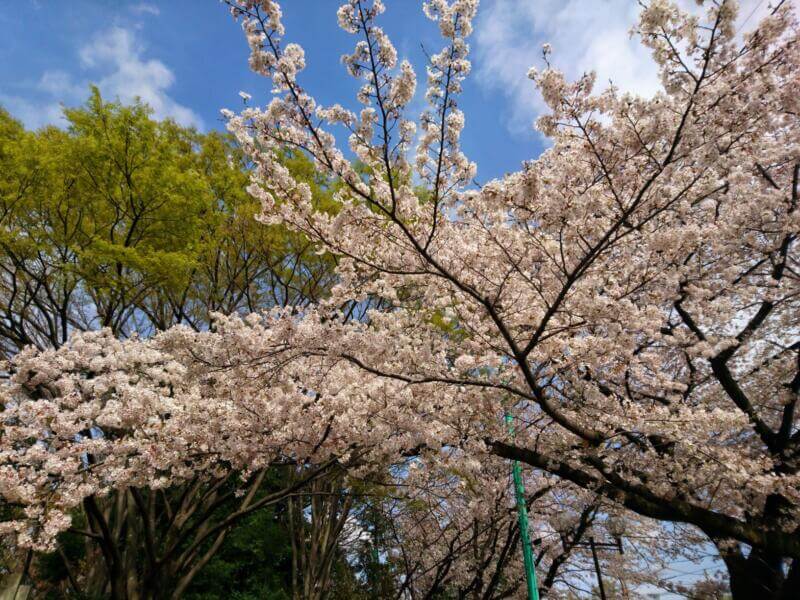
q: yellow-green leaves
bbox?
[0,89,337,352]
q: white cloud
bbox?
[130,3,160,16]
[0,93,65,129]
[0,70,80,129]
[4,26,201,130]
[473,0,792,138]
[38,70,84,97]
[79,27,202,128]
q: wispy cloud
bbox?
[0,70,83,129]
[0,93,64,129]
[79,27,202,127]
[473,0,791,138]
[130,3,160,16]
[2,26,201,130]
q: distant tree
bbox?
[0,88,337,356]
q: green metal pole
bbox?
[505,412,540,600]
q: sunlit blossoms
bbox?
[0,313,443,551]
[2,0,799,597]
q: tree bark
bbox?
[719,545,789,600]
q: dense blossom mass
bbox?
[2,0,799,597]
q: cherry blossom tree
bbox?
[371,454,597,599]
[2,0,799,597]
[217,0,799,597]
[0,324,338,598]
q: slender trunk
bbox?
[84,496,128,600]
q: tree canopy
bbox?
[2,1,799,598]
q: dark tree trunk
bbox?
[717,494,800,600]
[722,545,786,600]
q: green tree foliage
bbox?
[0,88,337,358]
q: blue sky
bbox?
[0,0,780,182]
